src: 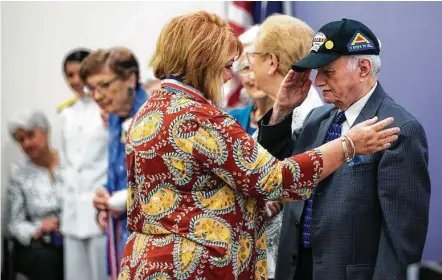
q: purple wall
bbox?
[292,1,442,260]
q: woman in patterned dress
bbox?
[118,11,399,280]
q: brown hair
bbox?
[150,11,243,104]
[80,47,141,88]
[256,14,314,76]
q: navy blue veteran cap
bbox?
[292,18,380,72]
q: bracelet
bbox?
[343,135,356,161]
[341,137,350,162]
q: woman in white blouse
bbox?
[7,111,64,280]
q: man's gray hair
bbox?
[7,110,50,138]
[347,55,381,76]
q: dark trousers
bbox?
[14,240,64,280]
[294,246,313,280]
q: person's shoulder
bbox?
[107,113,122,128]
[229,105,253,119]
[378,93,421,128]
[56,96,78,113]
[181,101,236,128]
[136,87,150,103]
[375,93,427,141]
[9,159,30,178]
[150,88,231,125]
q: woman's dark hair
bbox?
[63,48,91,73]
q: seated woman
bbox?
[118,11,400,280]
[7,110,64,280]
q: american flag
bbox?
[225,1,291,108]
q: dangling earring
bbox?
[127,87,135,98]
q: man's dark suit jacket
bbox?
[258,83,431,280]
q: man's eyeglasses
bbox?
[83,76,120,96]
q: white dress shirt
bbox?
[341,82,377,135]
[58,96,109,239]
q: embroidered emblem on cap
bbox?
[347,31,376,52]
[325,40,334,50]
[311,32,327,52]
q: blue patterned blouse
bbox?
[105,87,148,275]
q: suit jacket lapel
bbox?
[352,82,387,128]
[314,107,338,147]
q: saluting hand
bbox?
[270,69,312,125]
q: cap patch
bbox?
[325,40,334,50]
[347,31,376,52]
[311,32,327,52]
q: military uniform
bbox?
[57,96,108,280]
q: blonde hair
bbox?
[151,11,243,104]
[255,14,314,76]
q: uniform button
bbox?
[295,221,300,227]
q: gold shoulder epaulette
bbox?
[56,97,78,112]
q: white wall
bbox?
[0,0,226,267]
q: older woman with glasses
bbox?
[247,15,323,133]
[246,15,324,279]
[7,111,64,280]
[80,47,149,280]
[229,25,274,137]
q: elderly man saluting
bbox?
[258,18,430,280]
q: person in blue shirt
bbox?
[79,47,149,280]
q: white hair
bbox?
[8,110,50,138]
[347,55,381,76]
[233,25,261,73]
[239,25,261,46]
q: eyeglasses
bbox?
[245,52,268,64]
[83,76,120,96]
[246,52,280,68]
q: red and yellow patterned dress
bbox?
[118,79,323,280]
